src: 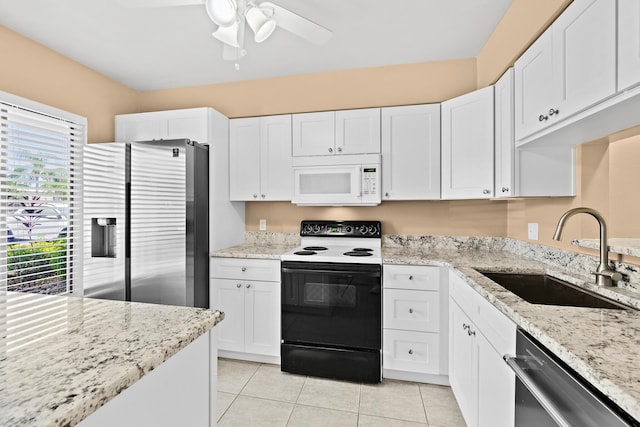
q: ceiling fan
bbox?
[119,0,332,63]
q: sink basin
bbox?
[478,272,631,310]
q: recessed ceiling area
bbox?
[0,0,512,91]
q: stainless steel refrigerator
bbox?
[82,139,209,308]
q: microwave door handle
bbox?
[357,167,363,198]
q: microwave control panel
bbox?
[362,165,379,202]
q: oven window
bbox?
[304,282,356,307]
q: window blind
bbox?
[0,95,85,352]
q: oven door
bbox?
[281,261,381,350]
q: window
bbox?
[0,93,84,296]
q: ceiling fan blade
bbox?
[116,0,203,8]
[260,2,332,46]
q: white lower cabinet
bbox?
[211,258,281,363]
[449,273,516,427]
[383,265,448,384]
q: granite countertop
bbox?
[211,242,296,260]
[0,292,223,427]
[384,245,640,421]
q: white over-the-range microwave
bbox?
[292,154,381,206]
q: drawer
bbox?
[383,329,440,374]
[383,289,440,333]
[211,258,280,282]
[475,293,516,356]
[384,265,442,291]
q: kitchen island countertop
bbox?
[0,292,223,427]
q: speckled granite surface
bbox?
[212,232,640,421]
[0,292,223,427]
[210,231,299,260]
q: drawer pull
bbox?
[408,308,414,314]
[408,275,414,280]
[236,283,242,288]
[246,283,251,289]
[408,349,414,355]
[241,266,247,272]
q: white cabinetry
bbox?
[210,258,281,363]
[619,0,640,91]
[115,108,245,253]
[293,108,380,156]
[381,105,441,200]
[494,68,576,197]
[514,0,616,141]
[383,265,448,384]
[229,115,292,201]
[441,86,494,199]
[449,273,516,427]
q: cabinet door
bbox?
[552,0,616,119]
[441,86,494,199]
[292,111,335,156]
[229,118,261,201]
[477,332,515,427]
[211,278,245,352]
[381,105,440,200]
[494,68,515,198]
[115,115,162,141]
[618,0,640,91]
[514,31,554,140]
[163,109,209,144]
[335,108,381,155]
[449,301,478,427]
[260,115,292,200]
[244,281,280,357]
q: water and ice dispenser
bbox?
[91,218,117,258]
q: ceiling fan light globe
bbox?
[246,7,277,43]
[212,21,240,47]
[205,0,237,27]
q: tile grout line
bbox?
[418,384,430,426]
[285,373,309,426]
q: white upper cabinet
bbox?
[115,108,209,144]
[381,105,441,200]
[292,111,335,156]
[515,0,616,141]
[494,68,515,198]
[441,86,494,199]
[335,108,381,155]
[619,0,640,91]
[229,115,292,201]
[293,109,381,156]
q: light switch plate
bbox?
[259,219,267,231]
[528,223,539,240]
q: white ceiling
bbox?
[0,0,512,91]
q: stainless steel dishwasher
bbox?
[504,328,638,427]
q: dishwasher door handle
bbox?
[503,354,572,427]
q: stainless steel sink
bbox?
[478,272,631,310]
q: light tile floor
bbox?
[217,358,466,427]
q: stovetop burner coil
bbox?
[303,246,328,251]
[294,250,317,255]
[343,251,373,257]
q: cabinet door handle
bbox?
[548,108,559,116]
[328,147,333,153]
[385,192,389,197]
[408,308,414,314]
[253,194,258,199]
[408,349,413,355]
[538,114,549,122]
[468,329,476,337]
[482,189,490,195]
[246,284,251,289]
[261,194,266,199]
[337,147,342,153]
[236,283,242,288]
[241,266,247,272]
[502,187,509,193]
[462,323,469,330]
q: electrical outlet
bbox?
[259,219,267,231]
[527,223,539,240]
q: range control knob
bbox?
[344,225,352,234]
[368,225,377,235]
[313,224,321,233]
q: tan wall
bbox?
[0,26,139,143]
[137,59,478,118]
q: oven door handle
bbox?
[281,267,381,278]
[503,355,572,427]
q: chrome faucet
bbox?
[553,207,622,286]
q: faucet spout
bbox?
[552,207,621,286]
